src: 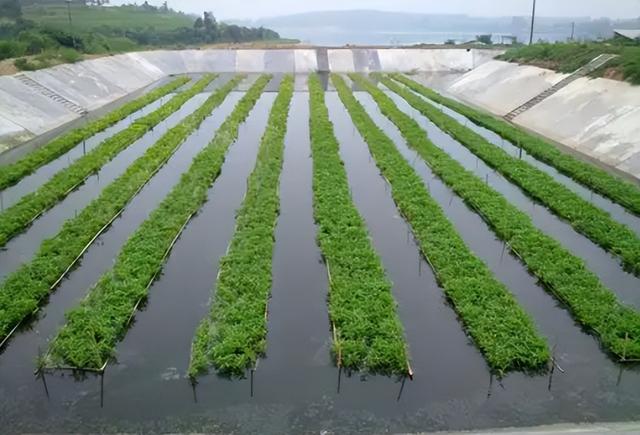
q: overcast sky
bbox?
[113,0,640,20]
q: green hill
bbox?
[499,41,640,85]
[0,2,282,72]
[23,4,194,32]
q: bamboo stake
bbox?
[44,211,196,373]
[3,139,181,350]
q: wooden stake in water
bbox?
[100,371,105,408]
[40,371,50,400]
[250,369,255,398]
[396,376,406,402]
[617,364,624,387]
[191,378,198,404]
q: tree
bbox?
[203,12,217,32]
[476,34,493,45]
[202,11,218,42]
[0,0,22,20]
[141,1,157,11]
[227,24,242,42]
[194,17,204,31]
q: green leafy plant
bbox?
[353,73,640,362]
[335,74,549,373]
[0,75,245,348]
[497,42,640,85]
[307,73,410,376]
[389,73,640,217]
[0,75,214,249]
[189,75,294,378]
[44,75,271,371]
[0,76,189,190]
[383,74,640,276]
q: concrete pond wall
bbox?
[443,60,640,182]
[0,47,492,152]
[0,48,638,184]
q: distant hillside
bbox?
[241,10,503,32]
[232,10,640,46]
[23,3,195,32]
[0,2,282,72]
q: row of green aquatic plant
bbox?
[334,74,549,373]
[390,73,640,217]
[44,75,270,370]
[0,74,244,349]
[0,74,215,249]
[351,73,640,362]
[380,74,640,276]
[189,75,294,378]
[0,76,190,191]
[308,73,409,375]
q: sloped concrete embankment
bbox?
[443,60,640,182]
[0,48,496,153]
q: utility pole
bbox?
[570,21,575,41]
[529,0,537,45]
[66,0,77,49]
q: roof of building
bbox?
[613,29,640,40]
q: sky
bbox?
[113,0,640,20]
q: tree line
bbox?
[0,1,281,65]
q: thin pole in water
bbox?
[191,379,198,403]
[396,376,406,402]
[100,371,105,408]
[41,372,50,400]
[250,369,254,398]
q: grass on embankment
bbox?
[0,74,214,249]
[23,4,194,33]
[334,74,549,373]
[352,73,640,363]
[308,73,409,376]
[0,75,245,350]
[44,75,271,371]
[0,76,189,190]
[189,75,294,378]
[383,74,640,276]
[497,42,640,85]
[390,74,640,218]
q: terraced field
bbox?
[1,72,640,433]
